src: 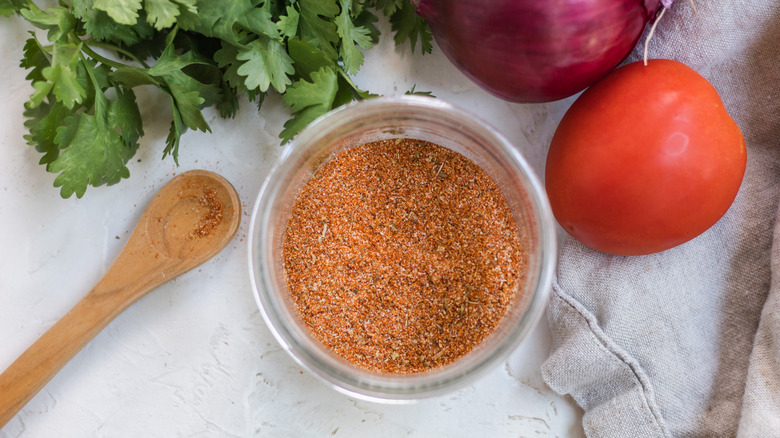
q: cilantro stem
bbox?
[79,49,107,117]
[85,40,151,69]
[80,44,146,71]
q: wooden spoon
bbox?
[0,170,241,429]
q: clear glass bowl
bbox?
[248,96,556,402]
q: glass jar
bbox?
[248,95,556,402]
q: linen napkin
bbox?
[540,1,780,436]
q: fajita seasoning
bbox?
[282,138,525,374]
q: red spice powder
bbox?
[282,139,524,374]
[191,188,224,239]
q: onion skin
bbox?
[415,0,664,103]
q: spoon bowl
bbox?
[0,170,241,429]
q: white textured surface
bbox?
[0,15,584,438]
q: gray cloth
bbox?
[540,1,780,437]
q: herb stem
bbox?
[79,49,108,116]
[86,40,151,69]
[80,43,144,71]
[24,0,40,11]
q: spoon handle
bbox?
[0,264,156,429]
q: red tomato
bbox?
[545,59,747,256]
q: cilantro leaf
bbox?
[144,0,197,30]
[27,80,53,109]
[371,0,401,16]
[336,67,376,102]
[39,42,86,110]
[109,87,144,146]
[236,37,295,93]
[296,0,340,59]
[144,0,178,30]
[213,43,245,89]
[388,0,432,54]
[19,4,76,41]
[164,95,186,161]
[50,112,131,198]
[280,67,338,143]
[0,0,26,16]
[288,37,335,81]
[164,70,210,132]
[46,54,142,198]
[336,0,373,74]
[24,100,69,164]
[405,84,434,97]
[215,83,239,118]
[20,35,49,83]
[283,67,339,114]
[353,7,380,44]
[238,1,280,41]
[147,41,214,132]
[93,0,142,26]
[49,92,138,198]
[137,45,213,158]
[277,5,299,39]
[184,0,262,43]
[72,0,141,45]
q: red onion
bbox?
[414,0,665,102]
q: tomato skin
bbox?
[545,59,747,256]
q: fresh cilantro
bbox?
[388,0,432,54]
[0,0,26,17]
[20,35,48,82]
[405,84,435,97]
[235,37,295,93]
[72,0,148,46]
[295,0,340,59]
[24,100,68,164]
[93,0,143,26]
[277,5,299,39]
[336,0,373,74]
[287,38,336,80]
[40,42,86,110]
[49,64,140,198]
[4,0,433,198]
[144,0,197,31]
[19,3,76,41]
[280,67,339,143]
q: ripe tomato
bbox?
[545,59,746,256]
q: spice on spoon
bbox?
[283,139,524,374]
[191,187,224,239]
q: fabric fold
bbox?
[737,204,780,436]
[542,280,668,437]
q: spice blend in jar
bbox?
[282,139,525,374]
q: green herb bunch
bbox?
[0,0,432,198]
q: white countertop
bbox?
[0,14,585,438]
